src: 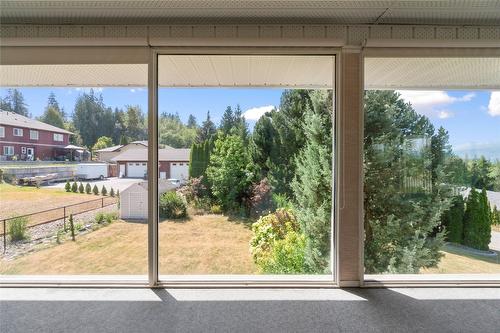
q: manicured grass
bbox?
[0,214,257,275]
[421,246,500,274]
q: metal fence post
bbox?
[3,220,6,254]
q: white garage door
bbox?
[127,162,147,178]
[170,162,189,180]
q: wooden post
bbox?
[63,206,66,231]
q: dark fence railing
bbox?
[2,196,118,253]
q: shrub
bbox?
[250,209,306,273]
[78,182,84,193]
[95,212,105,224]
[116,189,120,198]
[85,183,91,194]
[272,193,293,210]
[463,188,491,250]
[71,181,78,193]
[69,214,75,241]
[8,217,29,241]
[210,205,222,214]
[442,195,464,244]
[159,191,187,219]
[178,176,206,203]
[0,168,3,183]
[110,187,115,197]
[65,181,71,192]
[260,231,307,274]
[93,185,99,195]
[249,178,272,218]
[95,211,119,224]
[101,185,107,196]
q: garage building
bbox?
[111,147,190,180]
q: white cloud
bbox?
[396,90,475,119]
[437,110,454,119]
[487,91,500,117]
[243,105,275,121]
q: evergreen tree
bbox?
[364,90,450,274]
[39,106,65,129]
[93,184,99,195]
[291,106,332,273]
[119,135,129,145]
[71,181,78,193]
[196,111,217,143]
[85,183,91,194]
[231,104,249,143]
[2,89,29,117]
[73,90,115,147]
[442,195,464,244]
[110,187,115,197]
[101,185,107,196]
[469,156,494,190]
[206,134,254,211]
[463,188,491,250]
[65,181,71,192]
[219,106,234,135]
[158,112,196,148]
[250,114,275,177]
[187,114,198,129]
[125,105,146,142]
[78,182,84,194]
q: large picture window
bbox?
[157,55,336,281]
[364,57,500,278]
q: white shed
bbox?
[120,180,175,219]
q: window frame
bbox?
[3,146,14,156]
[53,133,64,142]
[13,128,23,136]
[150,48,340,287]
[30,129,39,140]
[0,126,4,138]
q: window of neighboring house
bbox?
[53,133,64,142]
[30,130,39,140]
[0,126,4,138]
[13,128,23,136]
[21,147,26,154]
[3,146,14,156]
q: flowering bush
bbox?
[250,208,307,273]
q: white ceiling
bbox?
[0,56,499,89]
[0,56,335,88]
[365,57,500,90]
[1,0,499,25]
[158,55,334,88]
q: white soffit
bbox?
[158,55,334,88]
[0,64,148,87]
[0,56,335,88]
[365,57,500,90]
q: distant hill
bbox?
[454,142,500,161]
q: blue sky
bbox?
[1,87,499,159]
